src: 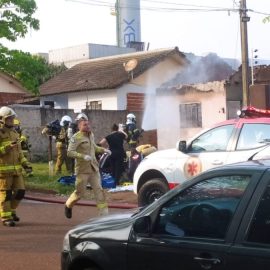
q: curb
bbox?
[24,194,138,209]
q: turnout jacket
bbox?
[67,131,105,174]
[0,126,29,176]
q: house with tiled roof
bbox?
[39,47,188,114]
[0,72,30,106]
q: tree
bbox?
[0,44,67,95]
[0,1,66,95]
[0,0,39,41]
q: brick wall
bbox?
[127,92,157,147]
[0,93,26,106]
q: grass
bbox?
[25,162,74,195]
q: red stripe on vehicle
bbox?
[169,183,179,189]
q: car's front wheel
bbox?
[138,178,169,207]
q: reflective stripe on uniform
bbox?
[97,202,108,209]
[1,211,12,218]
[0,164,22,172]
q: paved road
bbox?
[0,199,123,270]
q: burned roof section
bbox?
[162,53,235,87]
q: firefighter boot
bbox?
[65,206,72,219]
[3,219,16,227]
[12,213,20,222]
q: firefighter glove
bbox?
[24,166,33,174]
[84,155,92,161]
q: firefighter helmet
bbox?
[75,113,88,122]
[60,115,72,126]
[126,113,136,124]
[0,106,16,121]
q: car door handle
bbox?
[193,257,221,269]
[212,160,223,165]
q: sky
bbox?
[2,0,270,61]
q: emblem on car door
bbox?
[184,157,202,178]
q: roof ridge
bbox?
[76,47,179,65]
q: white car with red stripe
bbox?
[134,107,270,206]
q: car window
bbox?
[246,183,270,244]
[188,125,234,152]
[154,175,251,239]
[236,123,270,150]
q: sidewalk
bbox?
[25,189,138,209]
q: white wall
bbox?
[49,43,135,68]
[68,89,117,111]
[156,89,227,150]
[40,95,68,108]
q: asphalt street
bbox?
[0,199,123,270]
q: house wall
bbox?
[40,94,69,109]
[68,89,117,111]
[156,90,226,150]
[40,56,186,115]
[0,76,27,94]
[0,73,29,105]
[117,83,145,110]
[0,93,26,106]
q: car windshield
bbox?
[189,124,234,152]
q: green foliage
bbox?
[0,44,67,94]
[25,162,74,195]
[263,16,270,23]
[0,0,39,41]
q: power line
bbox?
[249,9,270,16]
[66,0,239,13]
[66,0,270,16]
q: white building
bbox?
[49,43,136,68]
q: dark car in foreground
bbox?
[62,160,270,270]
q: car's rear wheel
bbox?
[138,178,169,207]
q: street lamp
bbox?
[251,49,258,85]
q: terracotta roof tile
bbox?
[40,47,186,96]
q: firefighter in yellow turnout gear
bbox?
[13,118,32,174]
[65,119,111,218]
[0,107,32,227]
[55,115,73,174]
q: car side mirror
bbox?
[133,216,151,234]
[178,140,187,153]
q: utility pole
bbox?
[239,0,250,107]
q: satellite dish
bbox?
[124,59,138,72]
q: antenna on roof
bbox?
[123,59,138,80]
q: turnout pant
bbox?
[55,145,73,174]
[0,175,25,221]
[65,171,108,216]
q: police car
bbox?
[134,106,270,206]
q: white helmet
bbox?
[0,106,16,121]
[126,113,136,124]
[60,115,72,126]
[75,113,88,122]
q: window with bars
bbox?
[86,100,102,110]
[179,103,202,128]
